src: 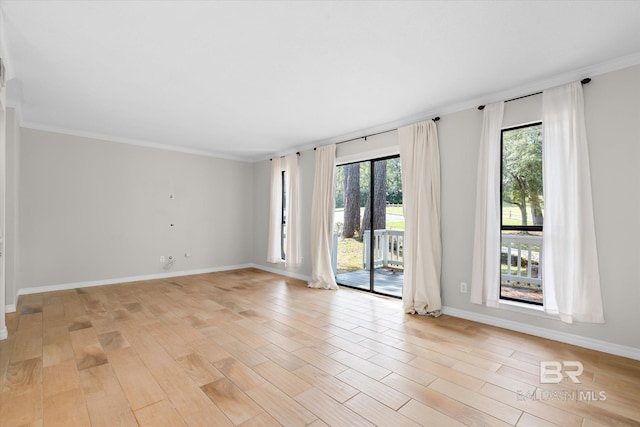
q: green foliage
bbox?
[335,157,403,208]
[359,162,370,206]
[386,157,403,204]
[335,166,344,208]
[502,124,544,226]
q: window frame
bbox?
[499,121,543,306]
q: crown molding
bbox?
[20,122,252,163]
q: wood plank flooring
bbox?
[1,268,639,426]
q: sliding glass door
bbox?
[334,156,404,297]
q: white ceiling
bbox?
[1,1,639,161]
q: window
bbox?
[281,170,287,260]
[500,123,543,305]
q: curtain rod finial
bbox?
[581,77,591,85]
[478,105,486,110]
[433,116,440,122]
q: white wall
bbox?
[17,129,254,294]
[252,64,640,351]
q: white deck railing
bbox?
[363,229,404,270]
[501,234,542,286]
[332,231,540,285]
[331,229,405,273]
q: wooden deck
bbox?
[1,268,639,426]
[335,268,403,297]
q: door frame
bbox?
[335,154,402,298]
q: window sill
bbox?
[499,299,559,320]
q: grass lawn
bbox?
[387,206,403,215]
[336,237,363,273]
[335,206,404,273]
[386,221,405,230]
[502,202,542,226]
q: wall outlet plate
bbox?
[460,282,468,293]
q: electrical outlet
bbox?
[460,282,468,293]
[160,255,165,263]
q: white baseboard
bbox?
[442,306,640,361]
[249,267,640,361]
[7,265,638,361]
[0,326,7,340]
[15,264,253,298]
[251,263,312,283]
[5,304,16,314]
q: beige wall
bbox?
[17,129,254,294]
[252,64,640,350]
[8,64,640,351]
[5,108,20,307]
[439,65,640,349]
[251,150,315,279]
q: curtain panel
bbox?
[267,157,283,263]
[308,144,339,290]
[398,120,442,315]
[267,154,302,267]
[284,153,302,267]
[470,102,504,307]
[542,82,604,323]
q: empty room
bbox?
[0,1,639,426]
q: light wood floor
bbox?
[1,268,639,426]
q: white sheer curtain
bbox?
[542,82,604,323]
[267,157,283,263]
[398,120,442,315]
[470,102,504,307]
[308,144,339,290]
[284,153,302,268]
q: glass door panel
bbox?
[334,156,403,298]
[334,161,370,292]
[371,158,404,297]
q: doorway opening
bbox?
[333,156,404,297]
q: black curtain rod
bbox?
[314,116,440,150]
[477,78,592,111]
[270,152,300,161]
